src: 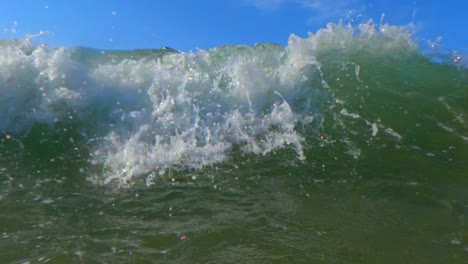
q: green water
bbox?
[2,86,467,263]
[1,150,467,263]
[1,25,468,262]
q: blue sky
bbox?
[0,0,466,52]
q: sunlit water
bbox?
[1,22,467,263]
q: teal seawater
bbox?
[0,23,467,263]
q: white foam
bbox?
[90,49,310,186]
[0,44,86,132]
[371,123,379,137]
[0,21,423,187]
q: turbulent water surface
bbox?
[0,23,467,263]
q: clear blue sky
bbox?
[0,0,466,52]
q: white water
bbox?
[0,22,424,187]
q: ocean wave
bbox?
[0,21,466,187]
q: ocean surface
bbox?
[0,22,467,263]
